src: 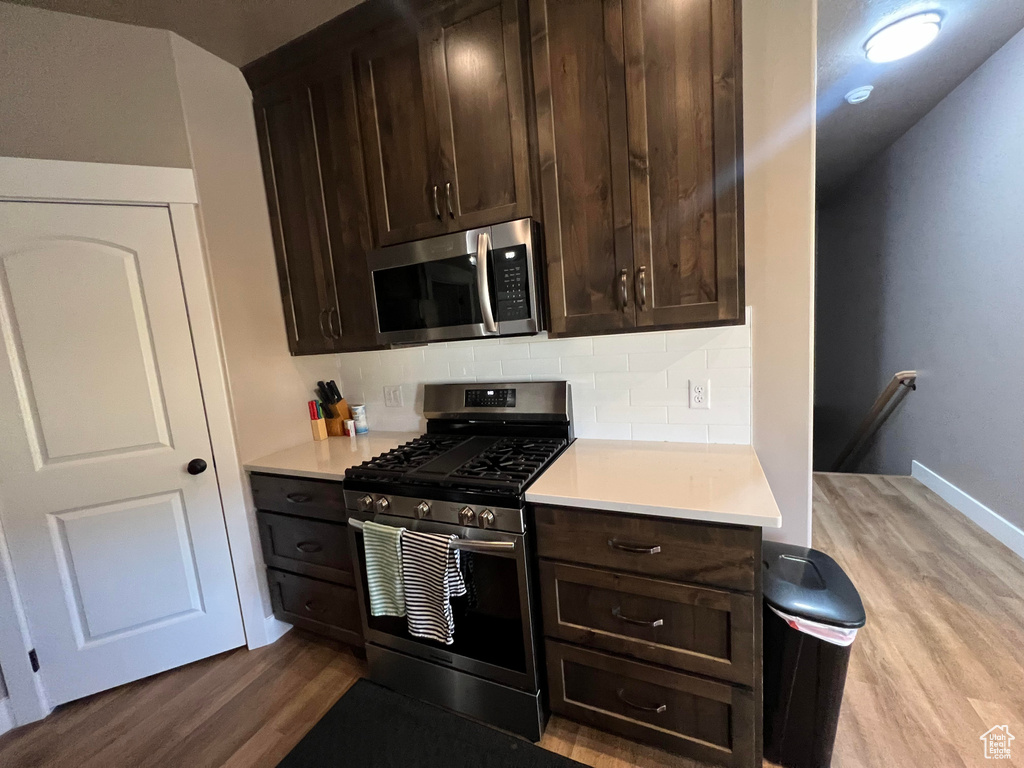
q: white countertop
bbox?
[525,439,782,528]
[244,432,420,481]
[245,433,781,529]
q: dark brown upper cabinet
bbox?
[355,0,533,247]
[531,0,744,337]
[255,82,339,355]
[254,66,382,355]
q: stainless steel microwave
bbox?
[367,218,543,346]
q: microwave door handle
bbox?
[476,232,498,334]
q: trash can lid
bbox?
[762,541,866,629]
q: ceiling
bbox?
[5,0,364,67]
[817,0,1024,196]
[10,0,1024,196]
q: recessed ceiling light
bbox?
[865,12,942,63]
[845,86,874,104]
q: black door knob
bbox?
[187,458,208,475]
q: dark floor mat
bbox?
[277,679,586,768]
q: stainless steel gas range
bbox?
[344,381,573,741]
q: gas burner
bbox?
[350,434,466,478]
[448,437,567,488]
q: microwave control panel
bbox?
[492,244,531,322]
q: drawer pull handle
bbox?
[286,493,312,504]
[295,541,323,554]
[608,539,662,555]
[612,606,664,628]
[304,600,325,615]
[617,688,667,714]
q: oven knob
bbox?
[478,509,495,529]
[414,501,431,519]
[374,497,390,513]
[359,495,374,511]
[458,507,476,526]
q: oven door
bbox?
[348,511,539,692]
[367,218,541,346]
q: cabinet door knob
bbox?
[318,309,331,340]
[620,268,629,312]
[637,266,647,310]
[432,185,441,220]
[612,606,664,628]
[445,181,455,219]
[295,541,323,554]
[617,688,667,714]
[186,458,207,475]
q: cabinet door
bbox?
[624,0,743,327]
[308,64,385,351]
[530,0,636,336]
[354,24,448,247]
[427,0,533,231]
[255,83,338,355]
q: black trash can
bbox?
[762,541,866,768]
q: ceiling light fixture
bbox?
[845,86,874,104]
[865,11,942,63]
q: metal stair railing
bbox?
[831,370,918,472]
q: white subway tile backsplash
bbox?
[593,334,665,355]
[594,371,668,390]
[595,405,668,424]
[628,349,706,372]
[709,425,752,444]
[708,347,751,368]
[501,357,561,376]
[631,424,709,443]
[336,314,752,445]
[575,422,632,440]
[475,343,530,361]
[529,337,593,358]
[561,355,628,374]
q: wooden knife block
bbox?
[324,399,351,436]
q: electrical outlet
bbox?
[383,385,404,408]
[689,379,710,410]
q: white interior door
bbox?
[0,201,244,707]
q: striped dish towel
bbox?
[400,529,467,645]
[362,520,406,617]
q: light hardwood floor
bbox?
[1,473,1022,767]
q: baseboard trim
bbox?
[0,696,14,736]
[912,460,1024,560]
[264,616,292,645]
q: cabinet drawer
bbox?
[533,505,758,591]
[267,569,362,646]
[258,511,353,585]
[539,561,754,684]
[546,641,756,768]
[250,473,346,522]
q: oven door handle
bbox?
[476,231,498,334]
[348,517,514,552]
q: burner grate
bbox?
[447,437,567,489]
[347,434,467,479]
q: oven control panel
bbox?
[492,244,531,322]
[465,388,516,408]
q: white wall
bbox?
[333,319,752,442]
[0,2,191,168]
[741,0,817,546]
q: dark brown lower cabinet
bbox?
[252,473,363,648]
[534,503,761,767]
[267,569,362,646]
[546,642,756,767]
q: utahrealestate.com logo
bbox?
[980,726,1014,760]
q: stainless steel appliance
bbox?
[345,381,573,741]
[367,218,543,346]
